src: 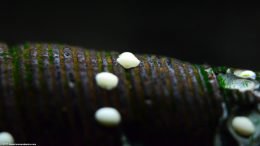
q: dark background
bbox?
[0,1,259,70]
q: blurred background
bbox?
[0,1,259,69]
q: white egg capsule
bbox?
[253,90,260,97]
[234,70,256,80]
[95,107,121,127]
[95,72,119,90]
[116,52,140,69]
[0,132,14,144]
[232,116,255,137]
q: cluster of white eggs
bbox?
[94,52,140,127]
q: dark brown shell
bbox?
[0,43,258,146]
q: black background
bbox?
[0,1,259,70]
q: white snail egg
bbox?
[232,116,255,137]
[253,90,260,97]
[234,70,256,80]
[95,107,121,127]
[116,52,140,69]
[95,72,119,90]
[0,132,14,144]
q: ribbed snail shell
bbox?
[0,43,259,146]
